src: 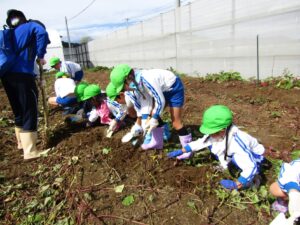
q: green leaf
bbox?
[114,184,125,193]
[84,193,92,201]
[44,196,52,206]
[39,184,50,194]
[291,150,300,161]
[187,201,197,213]
[148,194,154,202]
[102,148,111,155]
[122,195,134,206]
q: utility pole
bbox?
[176,0,181,8]
[65,16,72,60]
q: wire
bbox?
[68,0,97,21]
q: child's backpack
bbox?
[0,27,17,77]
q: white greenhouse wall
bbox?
[44,29,64,70]
[88,0,300,79]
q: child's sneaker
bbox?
[272,198,288,213]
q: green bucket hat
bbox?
[82,84,101,101]
[110,64,132,94]
[199,105,233,135]
[105,82,119,101]
[74,82,89,102]
[49,57,61,67]
[55,71,68,79]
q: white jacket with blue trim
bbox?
[186,125,265,185]
[137,69,176,119]
[278,158,300,193]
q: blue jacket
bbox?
[10,21,50,76]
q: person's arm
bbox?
[168,135,211,158]
[32,22,50,61]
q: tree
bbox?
[80,36,93,43]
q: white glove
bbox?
[141,119,148,131]
[109,119,118,131]
[130,123,143,137]
[288,191,300,218]
[144,117,159,132]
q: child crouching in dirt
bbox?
[168,105,265,190]
[81,84,112,127]
[105,82,152,139]
[48,72,77,107]
[110,64,184,150]
[269,158,300,222]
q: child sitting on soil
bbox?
[109,64,185,150]
[168,105,265,190]
[82,84,112,127]
[48,72,77,107]
[269,158,300,221]
[49,57,84,83]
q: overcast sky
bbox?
[1,0,192,42]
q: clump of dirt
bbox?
[0,71,299,225]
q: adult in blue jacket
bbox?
[1,9,50,160]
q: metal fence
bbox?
[63,43,93,69]
[88,0,300,79]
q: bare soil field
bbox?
[0,70,299,225]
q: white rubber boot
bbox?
[15,127,23,150]
[20,132,50,160]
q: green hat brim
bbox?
[199,124,224,135]
[115,83,124,96]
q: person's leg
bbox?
[48,97,59,106]
[270,182,288,198]
[1,74,23,127]
[170,107,193,159]
[14,75,49,159]
[2,74,26,150]
[270,182,289,213]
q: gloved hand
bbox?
[167,150,184,158]
[220,179,238,190]
[130,123,143,137]
[288,191,300,218]
[144,117,159,133]
[109,119,118,131]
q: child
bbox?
[48,72,77,107]
[49,57,84,82]
[105,82,153,140]
[269,158,300,220]
[82,84,111,127]
[168,105,265,190]
[110,64,189,151]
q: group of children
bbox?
[47,60,299,223]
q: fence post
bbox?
[257,34,260,83]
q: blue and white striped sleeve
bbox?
[106,99,127,122]
[141,77,165,119]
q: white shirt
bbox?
[278,159,300,193]
[54,78,76,98]
[60,61,82,79]
[187,125,265,184]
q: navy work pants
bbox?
[2,73,38,131]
